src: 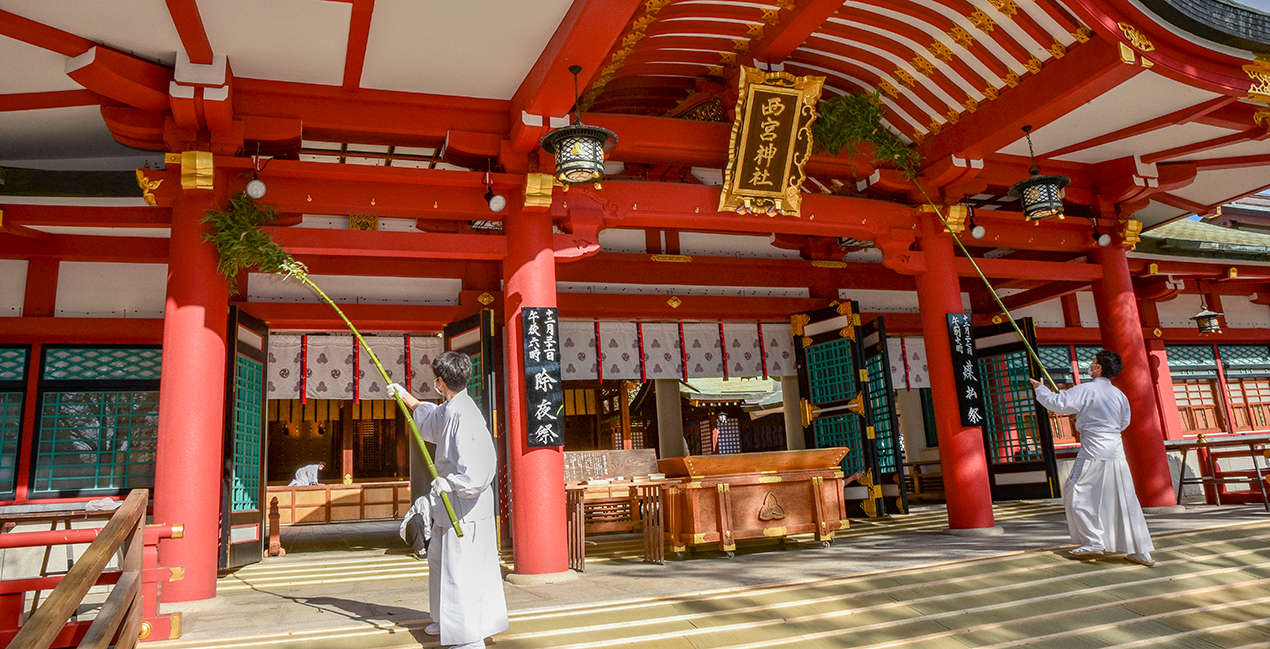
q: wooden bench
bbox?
[904,460,945,503]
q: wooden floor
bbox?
[156,503,1270,649]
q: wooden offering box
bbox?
[658,448,853,557]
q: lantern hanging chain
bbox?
[911,182,1060,392]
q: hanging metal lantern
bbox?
[1191,301,1223,335]
[540,123,616,185]
[1008,125,1070,222]
[539,65,617,186]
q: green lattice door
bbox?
[862,317,908,514]
[793,301,886,518]
[221,307,268,569]
[973,319,1060,501]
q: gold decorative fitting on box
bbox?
[758,475,782,484]
[811,260,846,268]
[791,312,811,336]
[859,368,869,382]
[139,622,152,640]
[866,425,876,440]
[478,292,495,305]
[135,170,163,206]
[763,526,787,537]
[348,214,378,231]
[1118,22,1154,52]
[667,295,682,308]
[651,254,692,263]
[180,150,214,191]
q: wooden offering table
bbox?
[659,448,853,558]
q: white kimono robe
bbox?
[1035,377,1154,555]
[288,464,322,486]
[413,392,509,646]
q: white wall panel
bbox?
[0,260,27,317]
[55,261,166,318]
[1214,294,1269,329]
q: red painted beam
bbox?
[342,0,374,90]
[0,233,168,263]
[232,78,511,147]
[557,292,827,321]
[918,37,1140,162]
[164,0,214,64]
[0,90,100,112]
[0,205,172,227]
[262,226,507,260]
[237,293,494,333]
[66,47,172,113]
[1151,191,1210,216]
[0,317,165,344]
[0,9,95,56]
[557,252,917,291]
[751,0,845,63]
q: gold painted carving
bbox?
[758,492,786,520]
[718,66,824,218]
[720,51,737,67]
[1072,25,1092,43]
[969,9,996,32]
[348,215,378,231]
[667,295,682,308]
[179,150,214,191]
[912,55,935,76]
[950,26,975,48]
[1003,71,1020,87]
[989,0,1019,17]
[1118,22,1154,52]
[1025,55,1042,74]
[523,173,555,208]
[946,108,960,124]
[651,254,692,262]
[477,292,494,305]
[894,69,916,88]
[1120,219,1143,249]
[1244,62,1270,103]
[983,86,999,100]
[1049,41,1067,58]
[747,23,765,39]
[645,0,670,11]
[928,41,954,62]
[1253,107,1270,130]
[732,39,750,53]
[964,97,979,112]
[878,80,900,99]
[135,169,163,206]
[928,120,943,135]
[924,203,968,233]
[911,131,925,144]
[761,8,780,23]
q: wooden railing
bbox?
[2,490,181,648]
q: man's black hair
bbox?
[1094,349,1123,379]
[432,351,473,392]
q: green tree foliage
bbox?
[810,92,921,179]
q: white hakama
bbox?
[1036,377,1155,556]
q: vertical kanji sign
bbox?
[522,307,563,447]
[947,313,982,427]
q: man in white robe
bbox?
[1031,349,1156,566]
[388,351,508,648]
[288,461,324,486]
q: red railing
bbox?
[2,490,182,648]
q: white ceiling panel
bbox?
[0,35,83,93]
[1171,166,1270,206]
[0,105,131,160]
[248,273,461,305]
[999,72,1221,157]
[1,0,182,65]
[1135,201,1190,229]
[199,0,351,86]
[1054,122,1233,165]
[360,0,573,99]
[1174,136,1270,161]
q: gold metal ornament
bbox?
[667,295,682,308]
[135,169,164,206]
[477,292,494,305]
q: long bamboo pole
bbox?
[291,268,463,536]
[911,184,1060,391]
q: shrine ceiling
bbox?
[2,0,1270,231]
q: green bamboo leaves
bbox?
[200,193,307,293]
[811,91,921,179]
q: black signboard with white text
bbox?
[947,313,983,427]
[522,307,563,447]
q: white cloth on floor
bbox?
[413,392,508,646]
[399,495,432,543]
[1036,377,1154,556]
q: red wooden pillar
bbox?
[914,215,996,531]
[153,186,229,601]
[1090,246,1176,508]
[1136,300,1184,440]
[503,204,569,577]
